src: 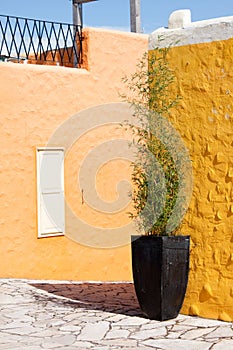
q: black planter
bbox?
[131,235,190,321]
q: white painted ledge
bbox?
[149,9,233,49]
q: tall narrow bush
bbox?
[122,45,182,235]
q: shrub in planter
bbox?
[122,45,192,321]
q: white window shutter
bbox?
[37,148,65,237]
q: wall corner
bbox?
[79,28,90,70]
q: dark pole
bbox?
[130,0,141,33]
[72,0,80,67]
[72,0,83,27]
[72,0,98,27]
[72,0,98,67]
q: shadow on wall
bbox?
[30,283,144,317]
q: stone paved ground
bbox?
[0,279,233,349]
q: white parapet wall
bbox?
[149,9,233,49]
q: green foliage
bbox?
[121,45,179,114]
[122,44,181,236]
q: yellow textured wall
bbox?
[0,27,148,281]
[158,38,233,321]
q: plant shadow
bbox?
[31,282,144,318]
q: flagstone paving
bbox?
[0,279,233,349]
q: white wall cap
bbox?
[149,11,233,49]
[168,9,191,29]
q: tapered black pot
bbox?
[131,235,190,321]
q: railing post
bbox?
[72,1,82,67]
[72,0,97,67]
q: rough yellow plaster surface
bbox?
[152,38,233,321]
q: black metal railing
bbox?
[0,15,82,67]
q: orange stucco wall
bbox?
[0,27,148,281]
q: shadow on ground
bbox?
[30,282,144,317]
